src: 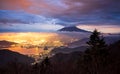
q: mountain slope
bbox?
[0,40,17,45]
[49,40,120,74]
[58,26,90,32]
[0,49,35,67]
[0,40,18,48]
[68,34,120,48]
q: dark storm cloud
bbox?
[0,0,120,32]
[53,0,120,25]
[0,10,55,24]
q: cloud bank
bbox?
[0,0,120,32]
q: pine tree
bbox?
[84,29,108,74]
[87,29,107,51]
[44,46,48,50]
[39,57,52,74]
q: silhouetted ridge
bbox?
[0,40,17,45]
[0,40,18,48]
[58,26,90,32]
[0,49,34,67]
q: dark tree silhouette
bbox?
[39,57,52,74]
[87,29,107,50]
[32,57,52,74]
[83,29,109,74]
[44,46,48,50]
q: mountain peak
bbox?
[58,26,90,32]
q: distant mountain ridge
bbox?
[0,40,17,45]
[58,26,90,32]
[0,40,18,48]
[68,34,120,48]
[0,49,35,67]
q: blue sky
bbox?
[0,0,120,33]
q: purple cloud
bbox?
[0,0,120,32]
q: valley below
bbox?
[0,32,120,56]
[0,32,120,74]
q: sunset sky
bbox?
[0,0,120,33]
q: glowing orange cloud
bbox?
[77,25,120,33]
[0,0,66,15]
[0,0,31,10]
